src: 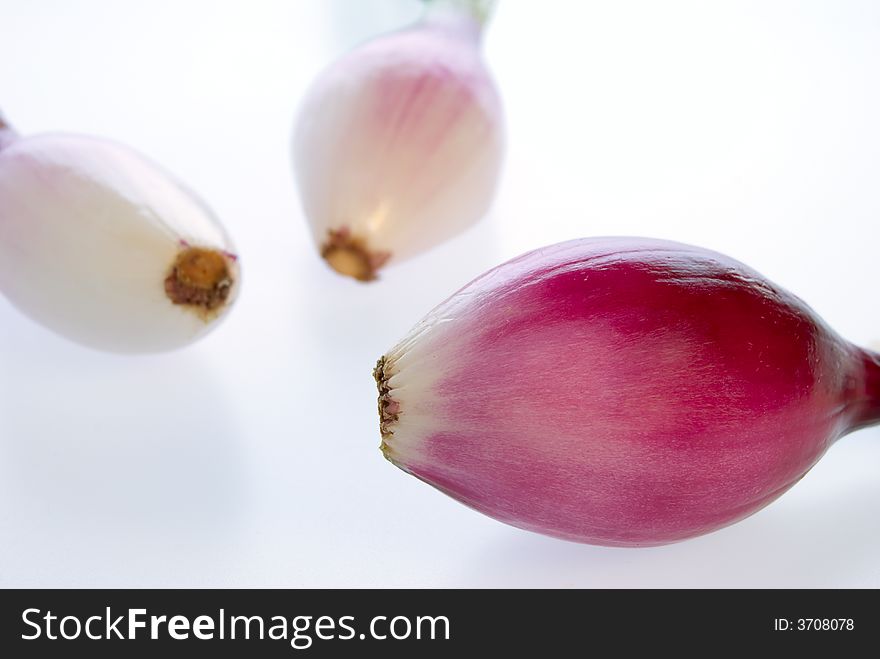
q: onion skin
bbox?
[376,237,880,546]
[293,3,504,280]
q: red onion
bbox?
[374,237,880,546]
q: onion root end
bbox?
[321,228,390,282]
[164,245,235,319]
[374,356,401,456]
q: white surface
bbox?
[1,0,878,588]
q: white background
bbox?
[1,0,879,587]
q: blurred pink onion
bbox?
[375,237,880,546]
[293,0,504,281]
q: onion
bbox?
[292,0,504,281]
[0,116,239,353]
[374,237,880,546]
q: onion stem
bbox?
[423,0,498,26]
[854,349,880,429]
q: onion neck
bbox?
[422,0,497,40]
[850,348,880,431]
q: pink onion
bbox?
[374,237,880,546]
[293,0,504,281]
